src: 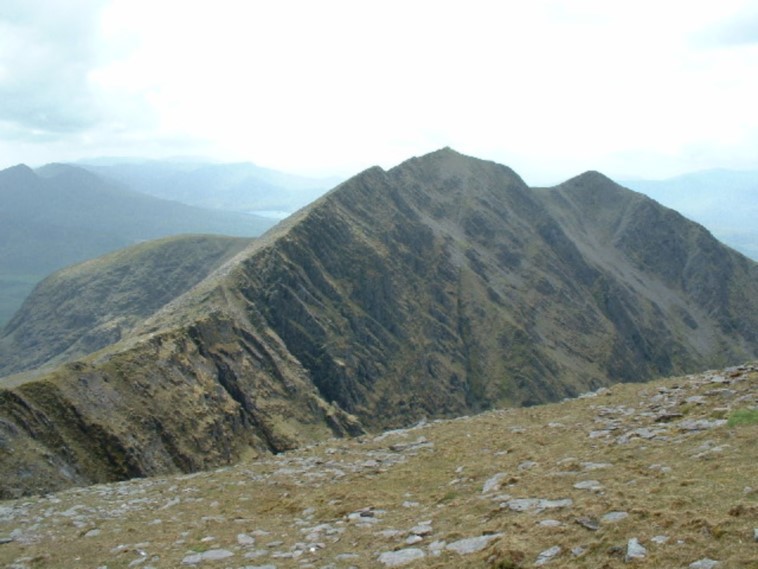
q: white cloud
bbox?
[2,0,758,183]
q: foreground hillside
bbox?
[1,364,755,568]
[0,148,756,498]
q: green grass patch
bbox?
[727,408,758,427]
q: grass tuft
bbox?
[726,408,758,427]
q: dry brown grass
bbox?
[1,365,756,568]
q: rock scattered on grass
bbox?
[601,511,629,523]
[181,548,234,565]
[688,559,720,569]
[535,545,561,565]
[445,533,502,555]
[573,480,603,491]
[482,472,508,494]
[625,537,646,561]
[575,517,600,531]
[377,547,425,566]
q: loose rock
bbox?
[689,559,720,569]
[445,533,502,555]
[625,538,646,561]
[377,548,425,566]
[181,549,234,565]
[601,511,629,523]
[535,545,561,566]
[482,472,508,494]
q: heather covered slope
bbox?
[0,148,756,497]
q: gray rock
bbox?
[445,533,502,555]
[182,549,234,564]
[428,540,446,556]
[538,519,562,527]
[573,480,603,491]
[243,549,269,559]
[677,419,727,431]
[201,549,234,561]
[506,498,541,512]
[575,517,600,531]
[504,497,571,512]
[237,533,256,546]
[651,535,669,544]
[601,511,629,523]
[689,559,720,569]
[409,522,433,536]
[482,472,508,494]
[539,498,573,510]
[625,538,646,561]
[581,462,611,470]
[535,545,561,565]
[571,546,586,557]
[377,548,425,566]
[754,527,758,542]
[405,535,423,545]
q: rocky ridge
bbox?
[1,148,757,497]
[0,364,755,568]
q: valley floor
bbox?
[1,365,756,568]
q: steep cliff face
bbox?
[0,309,362,497]
[1,148,756,497]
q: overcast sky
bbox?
[1,0,758,184]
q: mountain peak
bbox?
[1,149,756,498]
[0,164,37,185]
[565,169,619,187]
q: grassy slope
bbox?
[0,364,755,568]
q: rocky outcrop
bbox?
[1,148,756,497]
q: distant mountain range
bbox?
[79,158,758,260]
[1,148,755,497]
[3,156,754,330]
[76,158,343,214]
[0,163,276,327]
[622,169,758,260]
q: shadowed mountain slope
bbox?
[0,234,253,376]
[623,169,758,260]
[0,148,756,497]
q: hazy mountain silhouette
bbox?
[0,163,275,326]
[77,158,343,214]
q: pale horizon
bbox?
[3,1,758,186]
